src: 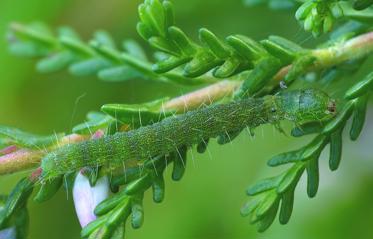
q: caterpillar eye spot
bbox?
[327,100,336,115]
[271,107,276,113]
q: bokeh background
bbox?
[1,0,373,238]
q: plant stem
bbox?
[0,134,88,175]
[264,31,373,93]
[0,31,372,176]
[164,80,242,113]
[313,31,373,67]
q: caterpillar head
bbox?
[276,89,336,123]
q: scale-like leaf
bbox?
[279,188,294,225]
[246,176,280,196]
[306,156,320,198]
[33,176,63,203]
[350,95,369,140]
[124,174,153,195]
[277,163,305,194]
[101,98,174,127]
[329,128,343,171]
[0,126,64,149]
[267,149,304,167]
[345,72,373,100]
[73,112,114,135]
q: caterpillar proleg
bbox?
[41,89,336,180]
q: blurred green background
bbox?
[1,0,373,238]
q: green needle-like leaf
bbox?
[241,195,264,217]
[0,126,64,149]
[33,176,63,203]
[131,194,144,229]
[279,188,295,225]
[101,98,174,128]
[0,178,34,229]
[152,174,165,203]
[329,128,343,171]
[246,176,280,196]
[256,199,279,232]
[306,156,320,198]
[261,35,303,64]
[267,149,304,167]
[73,112,114,135]
[125,174,153,195]
[277,163,305,194]
[350,95,369,140]
[171,147,187,181]
[345,72,373,100]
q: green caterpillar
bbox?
[41,89,336,180]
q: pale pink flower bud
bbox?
[73,173,109,227]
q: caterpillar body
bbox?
[41,89,336,180]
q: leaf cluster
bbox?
[0,178,32,239]
[254,0,373,37]
[241,72,373,231]
[138,0,309,98]
[7,22,213,86]
[81,152,180,239]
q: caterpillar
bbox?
[41,89,336,180]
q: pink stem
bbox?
[0,145,18,156]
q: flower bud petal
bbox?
[73,173,109,227]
